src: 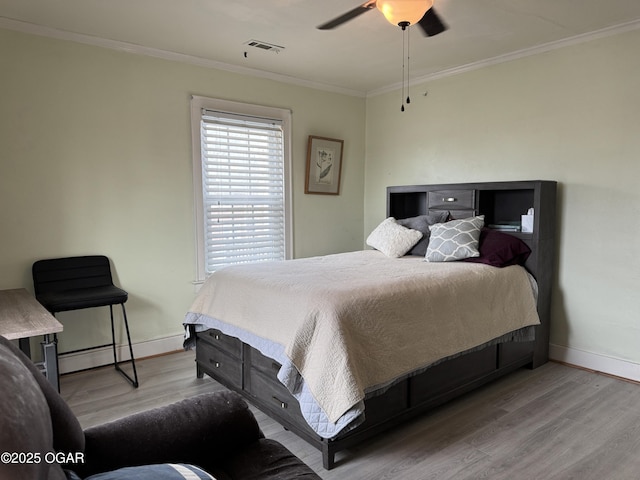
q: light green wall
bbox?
[365,29,640,365]
[3,24,639,370]
[0,28,365,353]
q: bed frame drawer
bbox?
[248,345,283,378]
[427,189,475,210]
[408,346,496,406]
[245,347,291,402]
[499,341,534,368]
[360,381,408,428]
[198,328,242,358]
[244,348,317,436]
[247,368,318,438]
[247,366,298,412]
[196,338,242,387]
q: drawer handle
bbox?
[209,359,221,368]
[272,396,288,409]
[443,197,457,202]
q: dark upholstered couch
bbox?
[0,335,321,480]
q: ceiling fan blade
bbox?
[317,2,376,30]
[416,8,448,36]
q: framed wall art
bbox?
[304,135,343,195]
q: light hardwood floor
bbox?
[61,351,640,480]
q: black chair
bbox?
[32,255,139,388]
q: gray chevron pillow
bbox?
[425,215,485,262]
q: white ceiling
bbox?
[2,0,640,96]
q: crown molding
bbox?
[367,18,640,97]
[0,16,366,98]
[3,15,639,99]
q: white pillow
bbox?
[366,217,423,258]
[425,215,485,262]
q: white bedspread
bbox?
[187,250,540,424]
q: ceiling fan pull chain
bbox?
[406,24,411,105]
[399,21,413,112]
[401,25,406,112]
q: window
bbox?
[191,96,292,281]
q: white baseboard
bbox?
[58,337,640,383]
[58,334,185,375]
[549,343,640,383]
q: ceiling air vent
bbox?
[244,39,285,54]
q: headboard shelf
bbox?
[387,180,557,367]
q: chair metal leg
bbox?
[41,333,60,393]
[109,304,139,388]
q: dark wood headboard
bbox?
[386,180,557,367]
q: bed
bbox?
[184,180,557,469]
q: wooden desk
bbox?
[0,288,63,390]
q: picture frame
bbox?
[304,135,344,195]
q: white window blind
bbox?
[198,108,287,274]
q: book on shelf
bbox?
[488,223,522,232]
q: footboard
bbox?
[195,328,534,469]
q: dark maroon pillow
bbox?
[463,228,531,267]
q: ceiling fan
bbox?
[317,0,447,36]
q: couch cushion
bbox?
[0,335,85,456]
[0,338,68,480]
[81,463,216,479]
[221,439,321,479]
[77,391,262,478]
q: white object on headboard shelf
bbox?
[521,207,534,233]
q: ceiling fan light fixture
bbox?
[376,0,434,27]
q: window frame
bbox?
[191,95,293,282]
